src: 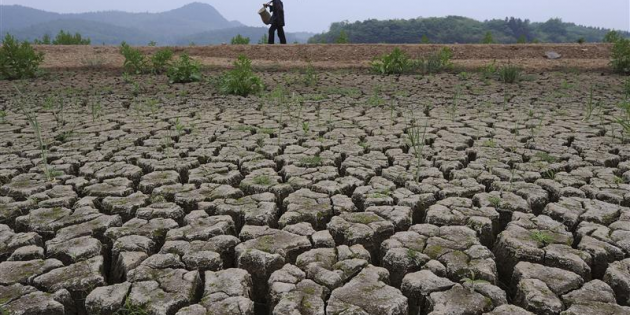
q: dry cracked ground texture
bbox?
[0,69,630,315]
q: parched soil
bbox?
[1,66,630,315]
[39,43,614,72]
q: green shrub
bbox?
[120,42,148,75]
[420,35,430,44]
[52,30,90,45]
[371,48,419,75]
[517,35,528,43]
[604,30,622,43]
[498,64,521,83]
[231,34,250,45]
[303,63,319,86]
[33,34,52,45]
[167,54,202,84]
[151,48,174,74]
[371,47,453,75]
[480,60,497,79]
[0,34,44,80]
[219,55,264,96]
[422,47,453,74]
[611,38,630,75]
[258,34,268,45]
[577,37,585,44]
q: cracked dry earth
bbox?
[1,69,630,315]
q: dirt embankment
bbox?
[37,43,613,72]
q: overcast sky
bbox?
[2,0,629,33]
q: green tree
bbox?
[482,31,494,44]
[604,30,622,43]
[421,34,430,44]
[42,34,51,45]
[52,30,91,45]
[335,30,349,44]
[517,35,528,43]
[0,34,45,80]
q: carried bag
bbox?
[258,7,271,25]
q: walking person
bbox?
[264,0,286,44]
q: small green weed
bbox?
[482,139,497,148]
[530,231,554,247]
[303,63,319,86]
[498,63,521,84]
[253,175,273,186]
[488,196,501,208]
[461,271,489,292]
[113,298,149,315]
[299,156,322,167]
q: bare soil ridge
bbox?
[39,43,613,72]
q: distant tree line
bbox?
[32,30,91,45]
[309,16,629,44]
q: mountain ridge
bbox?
[0,3,312,45]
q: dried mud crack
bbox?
[0,67,630,315]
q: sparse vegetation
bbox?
[15,86,61,182]
[335,30,350,44]
[482,31,494,44]
[113,298,150,315]
[302,63,319,86]
[604,30,622,43]
[167,53,202,84]
[258,33,269,45]
[422,47,453,74]
[52,30,91,45]
[218,55,264,96]
[407,118,428,183]
[488,196,501,208]
[616,99,630,141]
[120,42,149,75]
[0,34,44,80]
[231,34,251,45]
[150,49,174,74]
[498,63,521,83]
[610,37,630,75]
[461,271,489,292]
[530,231,554,247]
[371,48,419,75]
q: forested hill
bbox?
[308,16,629,44]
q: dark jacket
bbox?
[269,0,285,27]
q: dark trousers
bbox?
[268,25,287,44]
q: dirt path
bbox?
[38,43,613,72]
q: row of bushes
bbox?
[369,47,522,83]
[33,30,91,45]
[2,32,629,83]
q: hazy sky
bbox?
[1,0,629,33]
